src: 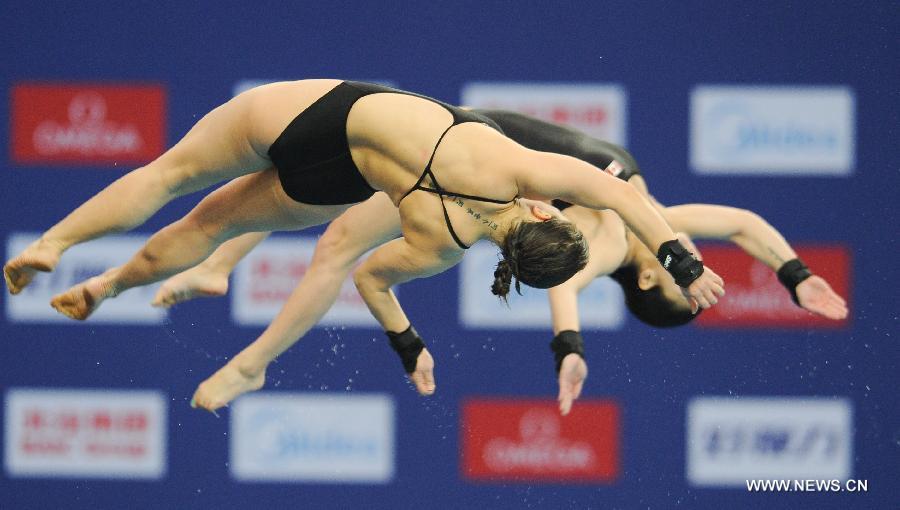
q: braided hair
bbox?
[491,218,588,302]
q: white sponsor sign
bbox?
[5,233,166,324]
[459,243,624,329]
[4,388,166,478]
[690,86,855,175]
[686,397,852,487]
[230,393,394,483]
[461,82,627,145]
[233,79,397,97]
[231,236,380,327]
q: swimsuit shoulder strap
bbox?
[400,121,515,251]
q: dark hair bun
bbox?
[492,259,514,299]
[490,219,587,301]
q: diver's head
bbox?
[491,199,588,301]
[612,233,701,327]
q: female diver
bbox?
[150,111,840,412]
[3,83,722,411]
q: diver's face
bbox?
[639,264,694,311]
[517,198,569,223]
[634,233,701,313]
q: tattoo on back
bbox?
[449,196,499,230]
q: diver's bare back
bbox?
[248,79,518,206]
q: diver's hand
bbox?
[796,275,848,320]
[682,267,725,313]
[557,353,587,416]
[408,348,436,395]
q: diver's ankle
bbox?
[231,353,268,378]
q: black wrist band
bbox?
[386,325,426,374]
[550,330,585,374]
[777,258,812,306]
[657,239,704,288]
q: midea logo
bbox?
[706,102,839,156]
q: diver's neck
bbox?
[622,230,648,267]
[489,201,521,246]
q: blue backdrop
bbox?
[1,1,897,509]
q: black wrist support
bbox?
[550,330,585,373]
[777,258,812,305]
[386,325,426,374]
[657,239,704,287]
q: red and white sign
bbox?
[231,236,380,327]
[461,82,627,145]
[11,83,166,165]
[696,245,851,328]
[4,388,166,478]
[462,399,619,482]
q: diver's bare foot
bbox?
[4,238,64,294]
[50,269,119,321]
[191,362,266,412]
[152,265,229,308]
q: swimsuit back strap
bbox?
[399,123,456,203]
[437,192,471,250]
[419,166,469,250]
[427,188,514,205]
[398,121,516,250]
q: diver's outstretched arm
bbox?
[515,148,724,310]
[664,204,848,320]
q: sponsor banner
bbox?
[11,83,166,165]
[230,393,394,483]
[462,398,619,482]
[461,82,627,145]
[232,79,397,97]
[5,233,166,324]
[459,243,624,329]
[690,86,854,175]
[4,388,166,478]
[231,236,380,327]
[695,245,850,328]
[687,397,852,487]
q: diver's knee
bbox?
[159,161,209,197]
[312,220,357,268]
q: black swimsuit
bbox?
[268,81,511,249]
[472,109,642,211]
